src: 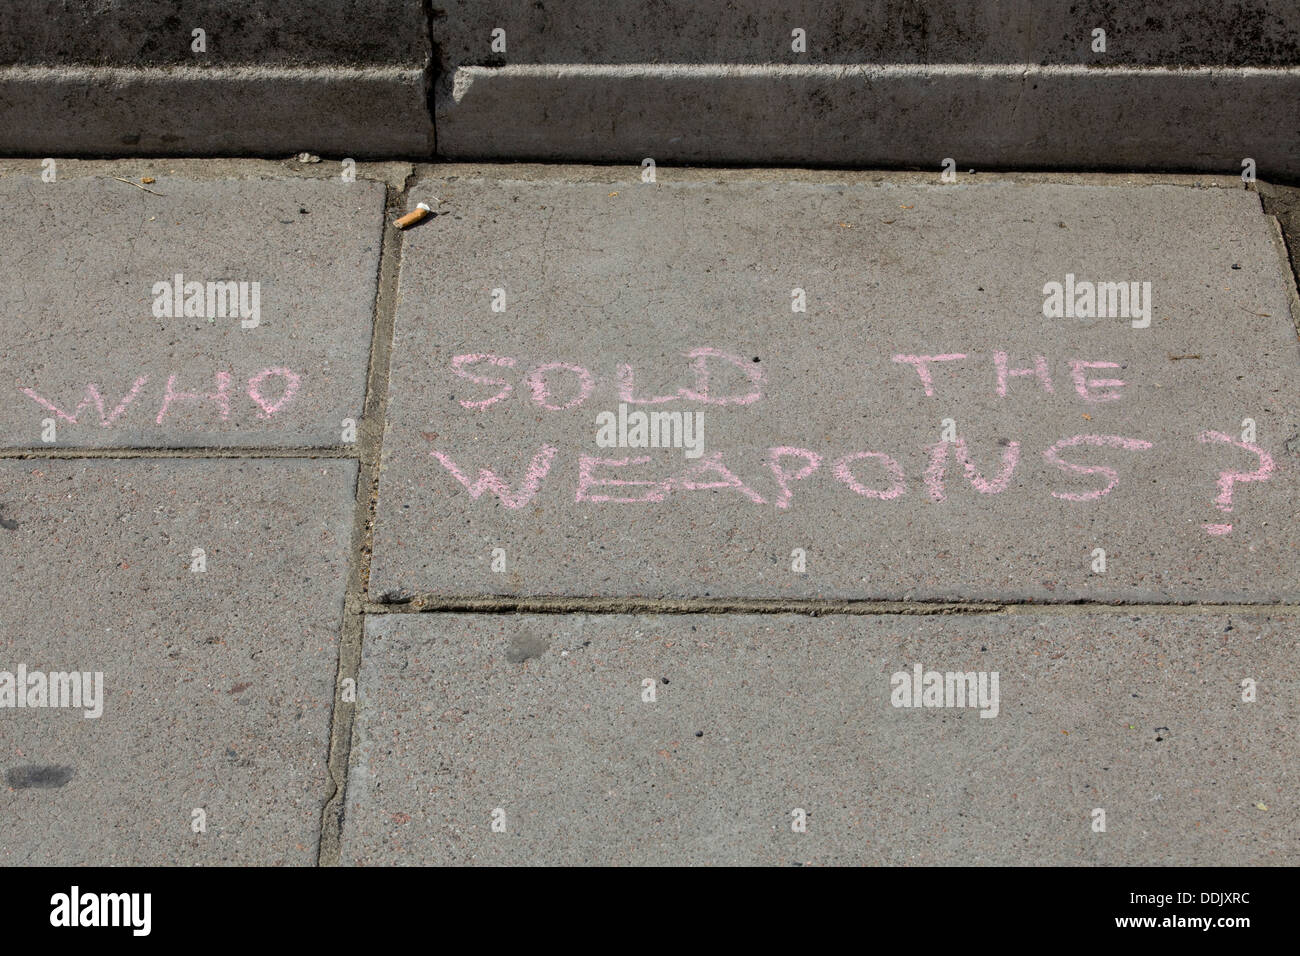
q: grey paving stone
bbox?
[341,611,1299,866]
[0,174,384,447]
[372,173,1300,602]
[0,459,357,865]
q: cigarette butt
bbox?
[394,202,433,229]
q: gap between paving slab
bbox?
[315,166,412,866]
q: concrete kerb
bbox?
[433,64,1300,179]
[0,64,433,158]
[0,156,413,189]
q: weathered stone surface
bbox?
[0,174,385,447]
[341,611,1299,865]
[372,172,1300,602]
[0,459,357,865]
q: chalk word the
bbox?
[893,352,1127,403]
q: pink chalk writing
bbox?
[767,447,822,510]
[677,348,764,406]
[617,363,679,406]
[247,367,301,419]
[1068,360,1126,404]
[20,368,302,426]
[892,354,967,397]
[668,452,767,503]
[833,450,907,500]
[1195,430,1275,534]
[20,376,149,426]
[449,347,763,410]
[428,436,1177,513]
[577,454,773,504]
[925,438,1021,502]
[994,352,1054,397]
[577,455,668,503]
[891,351,1124,403]
[451,353,516,410]
[1197,431,1275,510]
[526,362,595,411]
[1042,434,1154,501]
[156,372,232,424]
[429,443,558,509]
[426,346,1279,532]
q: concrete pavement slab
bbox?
[372,172,1300,603]
[0,459,357,865]
[0,174,385,447]
[341,611,1299,866]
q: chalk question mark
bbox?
[1196,431,1274,535]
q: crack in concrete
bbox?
[421,0,439,156]
[314,170,412,868]
[1257,182,1300,339]
[361,596,1300,617]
